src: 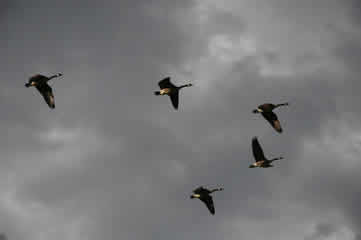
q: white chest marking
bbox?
[160,88,171,95]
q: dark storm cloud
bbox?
[1,0,361,240]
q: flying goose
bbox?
[249,137,283,168]
[190,186,223,215]
[25,73,62,109]
[154,77,192,110]
[252,102,288,133]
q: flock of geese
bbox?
[24,73,288,215]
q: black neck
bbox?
[210,188,223,193]
[178,84,191,89]
[275,103,288,108]
[48,74,61,80]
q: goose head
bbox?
[252,108,263,114]
[25,81,36,88]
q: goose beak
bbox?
[25,83,30,88]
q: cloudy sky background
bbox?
[1,0,361,239]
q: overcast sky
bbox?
[1,0,361,239]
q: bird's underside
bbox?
[253,160,273,168]
[250,137,282,168]
[254,103,288,133]
[262,112,282,133]
[155,77,179,109]
[190,187,222,215]
[36,83,55,109]
[199,195,215,214]
[25,73,62,109]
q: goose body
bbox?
[154,77,192,110]
[253,102,288,133]
[190,186,223,215]
[25,73,62,109]
[249,137,283,168]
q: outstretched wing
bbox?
[200,195,215,215]
[193,186,204,194]
[169,91,179,110]
[158,77,175,89]
[252,137,266,162]
[262,111,282,133]
[29,74,47,82]
[259,103,275,112]
[36,83,55,109]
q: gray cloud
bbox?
[305,223,338,240]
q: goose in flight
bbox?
[190,186,223,215]
[154,77,192,110]
[249,137,283,168]
[25,73,63,109]
[253,103,288,133]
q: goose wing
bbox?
[169,91,179,110]
[200,195,215,215]
[193,187,203,194]
[158,77,175,89]
[259,103,275,112]
[262,111,282,133]
[36,83,55,109]
[252,137,266,162]
[193,186,212,195]
[29,74,48,83]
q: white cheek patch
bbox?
[193,194,201,198]
[257,108,263,113]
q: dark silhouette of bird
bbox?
[25,73,62,109]
[190,186,223,215]
[252,102,288,133]
[249,137,283,168]
[154,77,192,110]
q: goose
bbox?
[154,77,192,110]
[190,186,223,215]
[249,137,283,168]
[25,73,62,109]
[252,102,288,133]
